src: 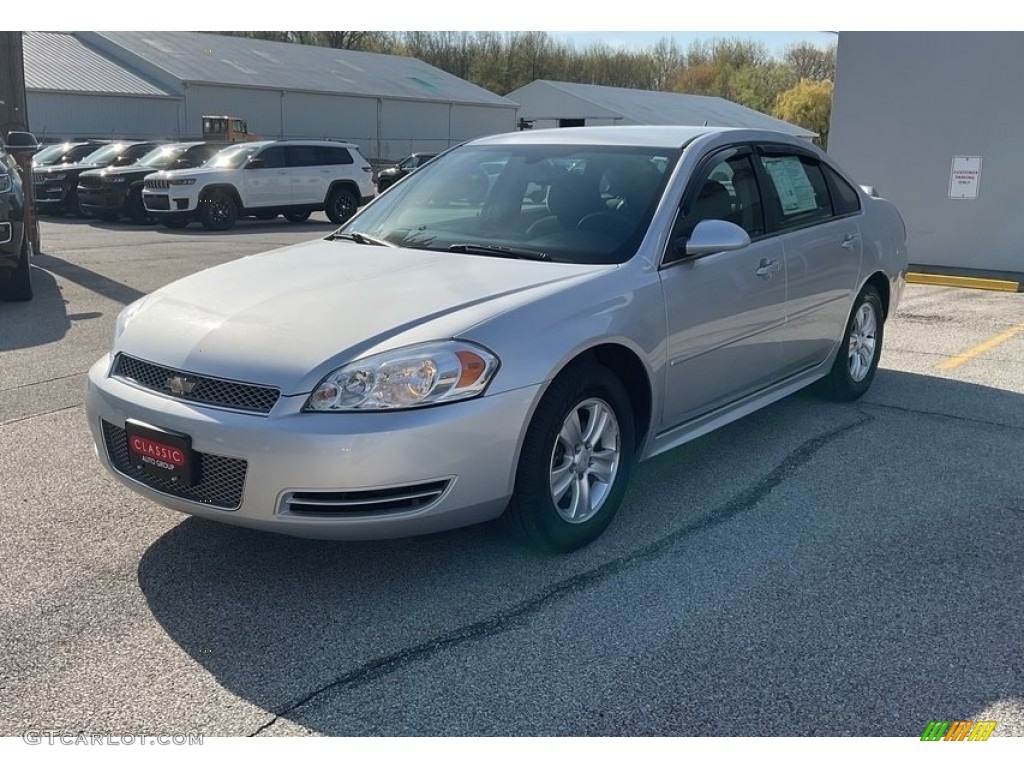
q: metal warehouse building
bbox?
[506,80,815,138]
[23,31,518,161]
[829,32,1023,275]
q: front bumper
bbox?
[143,191,197,214]
[85,354,540,539]
[78,186,128,214]
[33,182,72,208]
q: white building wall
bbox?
[28,92,182,141]
[829,31,1024,273]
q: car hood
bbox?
[37,162,104,175]
[81,164,156,179]
[117,240,613,395]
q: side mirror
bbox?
[6,131,40,154]
[673,219,751,260]
[246,157,266,169]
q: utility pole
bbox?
[0,31,39,252]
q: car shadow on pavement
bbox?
[0,262,71,352]
[136,370,1024,736]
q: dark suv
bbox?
[33,141,160,217]
[78,142,227,223]
[1,131,40,302]
[375,152,437,193]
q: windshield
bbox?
[136,144,188,169]
[82,144,128,166]
[205,144,262,169]
[33,144,71,164]
[339,144,679,265]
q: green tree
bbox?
[773,78,834,146]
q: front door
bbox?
[659,147,789,429]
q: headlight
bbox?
[112,299,145,347]
[168,178,196,186]
[0,173,10,193]
[305,341,500,412]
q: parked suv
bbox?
[376,152,437,193]
[78,142,227,223]
[1,131,40,302]
[33,141,160,216]
[142,140,375,231]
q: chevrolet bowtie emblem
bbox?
[165,375,197,396]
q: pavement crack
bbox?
[0,371,87,392]
[247,412,872,736]
[1,403,83,427]
[861,400,1024,433]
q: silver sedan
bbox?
[85,126,908,551]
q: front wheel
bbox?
[820,284,884,401]
[0,238,33,302]
[127,189,151,224]
[325,187,358,224]
[199,190,238,231]
[505,364,635,552]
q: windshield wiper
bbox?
[448,243,549,261]
[327,231,397,247]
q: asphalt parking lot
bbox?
[2,216,1023,737]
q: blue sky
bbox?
[550,31,837,55]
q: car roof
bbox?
[468,125,807,150]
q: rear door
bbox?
[659,145,790,428]
[755,146,863,377]
[285,145,325,205]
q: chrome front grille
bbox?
[281,480,452,517]
[144,178,170,189]
[102,421,247,509]
[33,172,46,184]
[112,354,280,414]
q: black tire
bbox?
[65,188,84,218]
[325,187,358,224]
[0,238,34,302]
[819,284,885,401]
[161,219,189,230]
[255,212,277,221]
[199,190,238,231]
[127,189,150,224]
[505,363,635,552]
[284,211,311,223]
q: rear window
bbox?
[822,164,861,216]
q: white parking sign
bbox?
[949,156,982,199]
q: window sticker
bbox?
[761,156,819,215]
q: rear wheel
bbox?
[65,188,84,217]
[505,363,635,552]
[285,210,311,223]
[325,187,358,224]
[199,190,238,231]
[820,284,884,401]
[0,238,34,302]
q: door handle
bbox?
[841,234,859,251]
[755,258,780,279]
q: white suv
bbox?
[142,140,375,231]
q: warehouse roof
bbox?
[509,80,816,138]
[89,31,516,106]
[23,32,173,97]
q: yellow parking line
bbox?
[906,273,1020,292]
[938,321,1024,371]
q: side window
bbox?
[822,163,862,216]
[758,153,833,229]
[321,146,353,166]
[256,147,287,169]
[286,146,322,167]
[677,153,766,240]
